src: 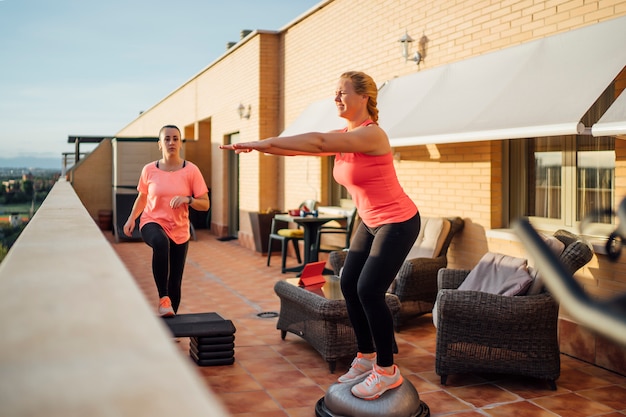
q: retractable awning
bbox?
[592,89,626,137]
[279,97,344,137]
[377,15,626,147]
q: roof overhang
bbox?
[380,15,626,146]
[279,98,344,137]
[279,15,626,146]
[67,136,113,144]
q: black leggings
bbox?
[141,222,189,313]
[340,212,420,367]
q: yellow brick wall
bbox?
[278,0,626,268]
[77,0,626,373]
[110,0,626,257]
[90,0,626,276]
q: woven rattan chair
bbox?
[274,278,401,372]
[435,229,593,390]
[328,216,464,330]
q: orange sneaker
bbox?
[158,296,175,317]
[351,364,403,400]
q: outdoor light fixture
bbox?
[398,30,422,65]
[237,103,251,119]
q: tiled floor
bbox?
[109,229,626,417]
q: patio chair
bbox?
[315,206,359,254]
[266,218,303,273]
[434,229,593,390]
[267,200,318,273]
[328,216,464,330]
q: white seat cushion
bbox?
[406,217,450,259]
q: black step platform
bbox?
[162,312,236,366]
[162,312,236,337]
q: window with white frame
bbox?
[509,84,616,233]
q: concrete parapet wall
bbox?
[0,180,228,417]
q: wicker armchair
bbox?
[435,229,593,390]
[273,278,401,372]
[328,216,464,330]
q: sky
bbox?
[0,0,320,166]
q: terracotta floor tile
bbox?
[108,230,626,417]
[557,368,614,391]
[404,373,441,394]
[254,369,317,390]
[483,400,560,417]
[236,345,284,360]
[220,391,282,414]
[418,390,473,415]
[233,411,289,417]
[237,355,298,374]
[532,392,616,417]
[271,340,317,357]
[495,376,571,399]
[394,340,432,358]
[447,383,520,408]
[266,386,326,409]
[195,362,249,378]
[396,352,438,373]
[283,406,318,417]
[434,372,489,387]
[577,385,626,410]
[204,372,263,393]
[579,364,626,385]
[297,365,340,387]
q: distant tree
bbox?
[3,191,13,205]
[22,179,34,196]
[0,223,26,249]
[10,190,27,204]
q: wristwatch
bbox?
[187,196,193,205]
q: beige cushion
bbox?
[406,217,450,259]
[526,233,566,295]
[458,252,533,296]
[277,229,304,238]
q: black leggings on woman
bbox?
[141,222,189,313]
[340,212,420,367]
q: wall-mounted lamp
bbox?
[398,30,422,66]
[237,103,251,119]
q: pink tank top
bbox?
[137,161,209,244]
[333,120,418,227]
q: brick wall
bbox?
[79,0,626,373]
[279,0,626,263]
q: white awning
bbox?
[592,89,626,137]
[279,97,344,136]
[377,15,626,147]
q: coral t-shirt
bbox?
[137,161,209,244]
[333,121,418,227]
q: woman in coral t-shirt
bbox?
[221,72,420,400]
[124,125,209,317]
